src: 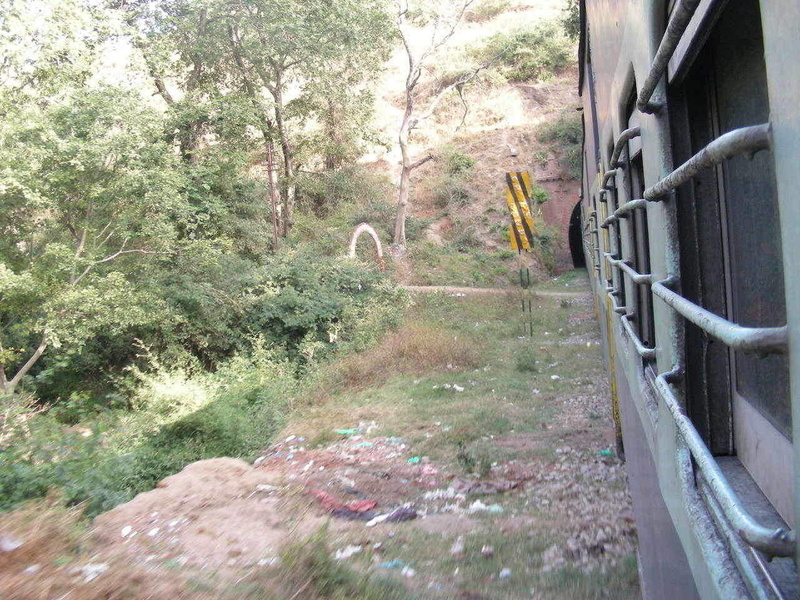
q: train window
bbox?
[669,0,791,518]
[621,104,655,353]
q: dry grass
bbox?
[310,323,483,402]
[0,497,192,599]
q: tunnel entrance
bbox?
[568,202,586,268]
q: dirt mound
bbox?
[93,458,321,574]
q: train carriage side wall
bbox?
[579,0,800,598]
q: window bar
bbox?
[644,124,771,201]
[609,126,642,168]
[607,256,654,285]
[620,314,657,360]
[637,0,703,114]
[654,370,795,558]
[652,280,788,354]
[601,199,648,227]
[601,170,617,190]
[607,290,628,315]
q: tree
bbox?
[392,0,478,246]
[0,0,114,112]
[132,0,392,240]
[0,88,184,394]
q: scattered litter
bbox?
[424,487,464,501]
[375,559,407,570]
[366,507,418,527]
[254,484,280,494]
[598,449,614,457]
[120,526,133,538]
[73,563,109,583]
[450,536,465,556]
[285,435,296,442]
[421,465,439,476]
[550,375,561,380]
[22,564,40,574]
[334,545,363,560]
[257,557,280,567]
[453,384,465,392]
[310,489,378,518]
[407,456,421,465]
[466,500,504,514]
[452,478,519,495]
[333,428,359,436]
[147,528,160,537]
[355,442,375,448]
[385,437,405,446]
[0,535,22,552]
[499,568,512,579]
[401,565,416,578]
[331,508,376,521]
[481,545,494,558]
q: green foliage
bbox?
[276,528,410,599]
[444,147,477,174]
[561,0,581,41]
[531,185,550,205]
[514,345,538,372]
[477,22,572,82]
[538,112,583,179]
[296,166,393,217]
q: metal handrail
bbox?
[620,314,657,359]
[654,371,795,558]
[601,170,617,190]
[637,0,703,114]
[652,281,788,354]
[610,126,642,167]
[607,290,628,315]
[602,198,648,227]
[644,124,771,200]
[608,257,654,285]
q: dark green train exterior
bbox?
[578,0,800,597]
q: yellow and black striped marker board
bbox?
[505,171,535,250]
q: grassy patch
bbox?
[538,111,583,179]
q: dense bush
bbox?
[476,22,572,82]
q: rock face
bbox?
[93,458,322,572]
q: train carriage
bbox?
[578,0,800,597]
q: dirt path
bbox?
[402,285,591,298]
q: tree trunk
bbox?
[324,97,340,171]
[272,73,295,238]
[1,336,48,395]
[265,141,281,250]
[393,108,413,246]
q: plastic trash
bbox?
[375,559,407,569]
[598,449,614,457]
[407,456,421,464]
[333,428,359,436]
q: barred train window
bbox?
[623,106,654,353]
[669,0,790,518]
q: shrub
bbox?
[477,22,572,82]
[444,147,477,174]
[269,528,409,599]
[538,112,583,179]
[435,175,474,209]
[465,0,512,22]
